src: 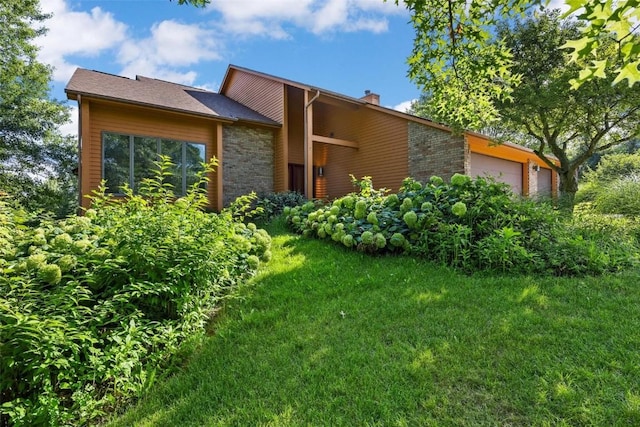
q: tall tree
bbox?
[394,0,639,131]
[0,0,75,216]
[492,11,639,209]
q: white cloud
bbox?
[546,0,571,12]
[208,0,312,38]
[209,0,403,37]
[312,0,349,33]
[392,99,416,113]
[38,1,223,87]
[36,0,127,83]
[117,20,221,85]
[352,0,404,13]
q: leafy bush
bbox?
[577,153,640,214]
[581,152,640,185]
[0,156,270,426]
[591,174,640,216]
[285,174,638,275]
[251,191,308,223]
[572,203,640,247]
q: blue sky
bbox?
[38,0,424,136]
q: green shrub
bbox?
[0,156,271,426]
[450,173,471,187]
[451,201,467,217]
[577,153,640,212]
[478,227,534,273]
[593,174,640,216]
[403,211,418,228]
[251,191,307,223]
[284,174,638,276]
[582,152,640,184]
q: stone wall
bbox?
[407,122,468,183]
[222,124,274,206]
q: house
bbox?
[65,64,557,210]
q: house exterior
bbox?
[66,65,557,210]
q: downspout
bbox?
[304,89,320,198]
[76,94,83,213]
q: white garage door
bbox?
[537,168,552,197]
[470,152,523,195]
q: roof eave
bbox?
[363,103,452,133]
[236,117,282,129]
[465,129,560,161]
[65,90,237,124]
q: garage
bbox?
[470,152,523,195]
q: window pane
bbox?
[103,133,130,193]
[185,143,206,190]
[160,139,182,194]
[133,137,158,192]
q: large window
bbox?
[102,132,206,195]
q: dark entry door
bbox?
[289,164,304,193]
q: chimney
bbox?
[360,89,380,105]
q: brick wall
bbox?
[222,124,274,206]
[527,159,537,197]
[407,122,468,183]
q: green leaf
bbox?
[612,60,640,86]
[562,0,588,17]
[590,59,608,78]
[561,37,593,63]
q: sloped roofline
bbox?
[220,64,451,133]
[220,64,558,159]
[65,68,281,128]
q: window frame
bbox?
[101,131,206,196]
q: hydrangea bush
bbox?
[285,174,637,275]
[0,156,270,426]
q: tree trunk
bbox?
[557,169,579,212]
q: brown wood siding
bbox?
[324,144,358,197]
[79,98,91,208]
[287,87,304,165]
[355,109,408,191]
[322,108,408,199]
[224,70,284,123]
[313,102,359,141]
[274,129,286,193]
[83,100,219,208]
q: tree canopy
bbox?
[0,0,76,216]
[486,11,638,209]
[396,0,640,131]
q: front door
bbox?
[288,164,304,194]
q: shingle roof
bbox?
[65,68,280,127]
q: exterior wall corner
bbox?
[527,159,538,197]
[407,122,466,183]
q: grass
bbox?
[108,218,640,426]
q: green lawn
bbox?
[109,220,640,426]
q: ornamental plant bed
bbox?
[285,175,638,275]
